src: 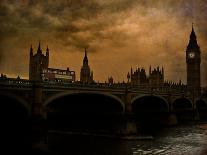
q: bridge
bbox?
[1,78,207,135]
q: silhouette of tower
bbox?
[80,48,93,83]
[186,24,201,97]
[149,66,164,87]
[29,42,49,81]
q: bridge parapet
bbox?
[0,78,32,86]
[0,78,188,97]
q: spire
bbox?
[162,66,164,80]
[37,41,42,53]
[131,66,133,75]
[38,41,41,50]
[30,44,33,53]
[30,44,33,56]
[46,45,49,52]
[46,45,49,56]
[157,66,159,72]
[127,72,130,82]
[190,23,196,39]
[85,48,87,58]
[83,48,88,65]
[187,23,199,50]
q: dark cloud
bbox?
[0,0,206,85]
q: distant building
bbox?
[42,67,75,83]
[29,42,49,81]
[0,73,7,79]
[130,66,164,87]
[80,48,93,83]
[108,76,114,85]
[29,42,75,82]
[149,66,164,87]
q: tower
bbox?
[29,42,49,81]
[149,66,164,87]
[80,48,93,83]
[186,24,201,97]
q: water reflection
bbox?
[131,124,207,155]
[47,124,207,155]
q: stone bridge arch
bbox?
[0,91,30,115]
[131,95,170,129]
[44,91,125,133]
[196,99,207,120]
[0,91,30,146]
[131,94,169,109]
[44,91,125,112]
[172,97,193,121]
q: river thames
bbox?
[39,123,207,155]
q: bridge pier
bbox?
[32,81,46,118]
[167,113,178,126]
[31,81,47,145]
[121,114,137,135]
[192,98,200,121]
[168,98,178,126]
[122,93,137,135]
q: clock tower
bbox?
[186,24,201,97]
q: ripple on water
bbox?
[132,124,207,155]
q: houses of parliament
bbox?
[28,25,202,97]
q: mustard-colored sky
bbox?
[0,0,206,86]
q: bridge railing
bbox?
[42,81,187,94]
[0,78,32,86]
[130,85,187,94]
[0,78,188,95]
[42,81,127,90]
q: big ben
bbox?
[186,24,201,97]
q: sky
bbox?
[0,0,207,86]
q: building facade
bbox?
[130,66,164,87]
[29,42,49,81]
[42,68,75,83]
[29,42,75,82]
[80,48,93,83]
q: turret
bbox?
[80,48,93,83]
[162,66,164,81]
[46,45,49,67]
[83,48,88,65]
[29,42,49,81]
[37,41,42,54]
[131,67,133,75]
[91,71,93,81]
[46,45,49,56]
[127,72,130,82]
[29,45,33,80]
[157,66,159,72]
[30,45,33,56]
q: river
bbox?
[37,123,207,155]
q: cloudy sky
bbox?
[0,0,207,86]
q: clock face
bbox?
[189,52,195,58]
